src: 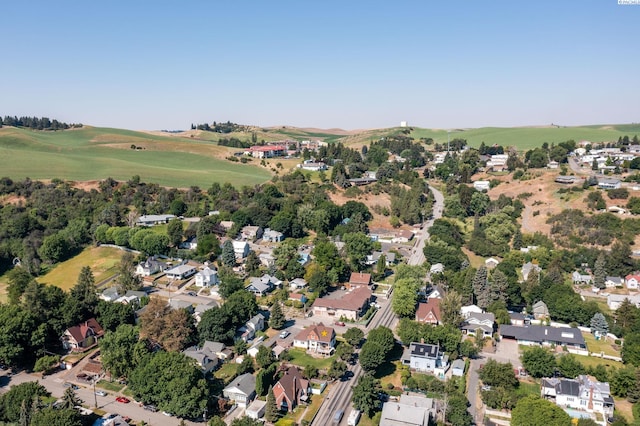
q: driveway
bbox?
[489,338,521,368]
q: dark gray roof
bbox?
[509,312,526,320]
[560,379,580,396]
[499,325,586,347]
[224,372,256,395]
[409,342,440,359]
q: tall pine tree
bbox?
[472,266,490,310]
[220,240,236,267]
[265,386,279,423]
[269,302,285,330]
[594,253,606,290]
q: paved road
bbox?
[467,358,482,424]
[311,184,444,426]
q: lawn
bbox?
[214,362,239,384]
[515,381,540,397]
[0,126,272,188]
[96,380,125,393]
[38,246,124,291]
[582,332,621,357]
[287,348,334,370]
[573,354,623,370]
[301,393,326,424]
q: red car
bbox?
[335,321,345,327]
[116,397,130,404]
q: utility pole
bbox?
[93,379,98,408]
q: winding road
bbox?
[310,184,444,426]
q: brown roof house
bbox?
[349,272,372,288]
[293,323,336,355]
[312,286,372,321]
[415,299,441,325]
[273,366,310,412]
[61,318,105,352]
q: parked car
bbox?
[186,291,197,296]
[162,412,173,417]
[144,405,158,412]
[95,391,107,397]
[334,321,345,326]
[116,397,130,404]
[279,331,290,339]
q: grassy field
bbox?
[0,126,272,188]
[287,348,334,370]
[582,332,621,357]
[38,246,125,291]
[573,354,623,370]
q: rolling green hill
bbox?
[0,123,636,188]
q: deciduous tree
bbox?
[521,346,556,378]
[351,374,381,417]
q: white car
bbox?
[95,391,107,397]
[279,331,290,339]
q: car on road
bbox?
[162,411,173,416]
[186,291,197,296]
[481,385,492,391]
[63,383,79,390]
[144,404,158,412]
[95,391,107,397]
[279,331,290,339]
[116,397,130,404]
[333,409,344,424]
[334,321,345,326]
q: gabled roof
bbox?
[246,278,272,293]
[196,266,217,278]
[273,366,309,408]
[224,373,256,396]
[311,286,371,311]
[294,323,335,343]
[499,325,586,346]
[66,318,104,343]
[409,342,440,359]
[247,313,265,328]
[415,299,441,322]
[349,272,371,286]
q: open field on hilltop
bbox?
[38,246,125,291]
[0,126,272,188]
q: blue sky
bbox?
[1,0,638,130]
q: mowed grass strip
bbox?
[38,246,124,291]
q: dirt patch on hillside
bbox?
[72,181,101,191]
[328,187,395,229]
[0,194,26,205]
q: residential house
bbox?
[499,325,588,355]
[258,252,275,267]
[135,256,166,276]
[182,344,220,374]
[223,373,256,407]
[366,251,396,266]
[415,299,441,325]
[393,230,414,243]
[293,323,336,355]
[289,278,308,290]
[297,251,311,266]
[165,263,197,280]
[247,145,287,159]
[532,300,549,319]
[429,263,445,275]
[401,342,449,378]
[179,236,198,250]
[541,375,614,418]
[273,366,310,412]
[288,292,308,305]
[473,180,491,191]
[572,271,592,285]
[520,245,539,254]
[598,178,621,190]
[625,274,640,290]
[99,286,121,302]
[263,228,285,243]
[485,257,500,269]
[245,275,281,296]
[427,285,446,300]
[509,312,527,326]
[195,266,219,287]
[136,214,176,226]
[451,359,465,377]
[555,176,576,184]
[461,304,483,318]
[298,160,328,171]
[114,290,147,305]
[547,160,559,169]
[462,312,495,337]
[486,154,509,172]
[312,286,372,321]
[607,294,640,310]
[349,272,372,288]
[238,313,266,342]
[194,302,218,324]
[380,394,435,426]
[61,318,105,351]
[605,276,624,288]
[220,220,235,231]
[522,262,542,281]
[168,299,195,313]
[241,225,264,241]
[233,241,250,259]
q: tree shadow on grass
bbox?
[373,343,404,380]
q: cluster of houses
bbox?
[574,144,639,173]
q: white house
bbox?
[429,263,445,275]
[598,178,621,190]
[233,240,250,259]
[401,342,448,378]
[473,181,491,191]
[135,257,166,276]
[521,262,542,281]
[179,236,198,250]
[238,313,265,342]
[625,274,640,290]
[223,373,256,407]
[136,214,176,226]
[572,271,592,285]
[607,294,640,310]
[165,263,197,280]
[299,160,328,171]
[293,323,336,355]
[541,375,614,418]
[263,228,285,243]
[461,312,495,337]
[460,304,483,318]
[485,257,500,269]
[380,394,435,426]
[451,359,465,377]
[605,276,624,288]
[195,266,219,287]
[289,278,308,290]
[182,343,220,374]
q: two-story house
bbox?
[273,366,310,412]
[461,312,495,338]
[223,373,256,408]
[135,256,166,276]
[541,375,614,418]
[195,266,219,287]
[61,318,105,352]
[238,313,266,342]
[415,299,441,325]
[401,342,448,378]
[293,323,336,355]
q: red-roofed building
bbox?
[273,366,310,412]
[415,299,442,325]
[61,318,105,352]
[247,145,287,159]
[626,274,640,290]
[293,323,336,355]
[349,272,371,288]
[312,286,372,320]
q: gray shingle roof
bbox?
[499,325,586,346]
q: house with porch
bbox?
[401,342,448,378]
[311,286,372,321]
[499,324,588,355]
[605,276,624,288]
[135,256,166,276]
[415,299,441,325]
[625,273,640,290]
[293,323,336,355]
[223,373,256,407]
[572,271,592,285]
[195,266,219,287]
[238,313,266,342]
[165,263,197,280]
[461,312,495,337]
[263,228,285,243]
[245,275,281,296]
[273,366,310,412]
[182,343,220,374]
[61,318,105,352]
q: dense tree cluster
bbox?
[1,115,82,130]
[191,120,249,133]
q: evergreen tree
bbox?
[489,270,508,305]
[472,266,490,309]
[627,369,640,403]
[265,386,279,423]
[269,302,285,330]
[116,252,141,294]
[70,266,98,317]
[594,253,606,290]
[220,240,236,267]
[512,228,523,250]
[245,251,261,277]
[590,313,609,336]
[60,387,82,410]
[440,289,464,328]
